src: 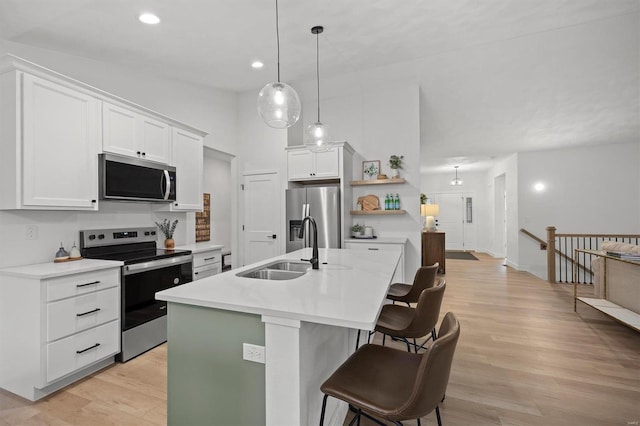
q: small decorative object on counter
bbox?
[155,218,179,249]
[364,226,374,237]
[388,155,404,178]
[351,223,364,237]
[53,243,70,262]
[69,242,82,259]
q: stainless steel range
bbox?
[80,227,193,362]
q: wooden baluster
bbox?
[546,226,556,284]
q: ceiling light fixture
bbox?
[256,0,301,129]
[251,61,264,69]
[139,13,160,25]
[304,25,332,153]
[451,166,463,186]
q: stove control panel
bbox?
[80,227,158,249]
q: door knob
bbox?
[267,234,277,239]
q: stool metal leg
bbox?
[319,394,328,426]
[435,405,442,426]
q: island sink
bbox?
[236,260,311,280]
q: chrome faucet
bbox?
[298,216,319,269]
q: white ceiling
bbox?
[1,0,638,172]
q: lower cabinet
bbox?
[421,232,445,274]
[0,265,121,401]
[193,248,223,281]
[344,240,405,283]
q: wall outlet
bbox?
[242,343,265,364]
[26,225,38,240]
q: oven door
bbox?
[122,256,192,331]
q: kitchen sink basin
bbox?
[236,260,311,280]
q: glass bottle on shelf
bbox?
[394,193,400,210]
[384,194,390,210]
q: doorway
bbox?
[242,171,281,266]
[432,192,476,251]
[494,174,507,259]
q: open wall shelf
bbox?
[350,210,406,216]
[350,178,405,186]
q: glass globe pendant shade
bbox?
[304,121,332,152]
[257,82,301,129]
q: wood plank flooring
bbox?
[1,253,639,425]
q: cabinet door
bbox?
[102,102,138,158]
[344,242,404,282]
[138,114,170,164]
[171,128,203,211]
[22,74,99,209]
[314,148,340,178]
[287,150,314,180]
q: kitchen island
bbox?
[156,247,400,426]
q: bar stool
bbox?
[388,263,439,307]
[375,278,445,352]
[320,312,460,426]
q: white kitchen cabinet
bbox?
[169,127,204,211]
[193,248,223,280]
[0,71,100,210]
[103,102,171,164]
[344,238,406,283]
[0,262,121,401]
[287,146,340,181]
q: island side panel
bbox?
[167,303,265,426]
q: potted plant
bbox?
[351,223,364,237]
[155,218,179,249]
[388,155,404,178]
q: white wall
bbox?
[0,41,239,268]
[203,149,233,251]
[517,141,640,279]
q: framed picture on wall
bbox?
[362,160,380,181]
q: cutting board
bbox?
[357,194,380,211]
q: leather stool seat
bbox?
[387,263,438,305]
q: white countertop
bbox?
[175,242,224,254]
[156,248,400,330]
[0,259,124,279]
[344,237,408,245]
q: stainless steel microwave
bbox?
[99,153,176,202]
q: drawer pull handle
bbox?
[77,308,101,317]
[76,343,101,354]
[77,280,100,288]
[367,248,379,251]
[203,256,216,261]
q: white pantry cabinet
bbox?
[0,261,121,401]
[0,71,100,210]
[103,101,171,164]
[169,127,204,211]
[287,147,340,181]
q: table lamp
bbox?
[421,204,439,232]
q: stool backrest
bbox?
[402,263,439,303]
[404,278,446,336]
[399,312,460,419]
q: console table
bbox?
[573,249,640,332]
[422,232,445,274]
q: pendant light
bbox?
[257,0,301,129]
[304,26,333,153]
[451,166,463,186]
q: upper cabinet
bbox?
[0,71,100,210]
[286,144,350,181]
[169,128,204,211]
[0,55,207,211]
[103,102,170,164]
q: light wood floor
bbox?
[1,253,639,425]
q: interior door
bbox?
[434,193,464,250]
[243,172,280,266]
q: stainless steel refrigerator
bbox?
[286,187,341,253]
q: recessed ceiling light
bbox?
[251,61,264,69]
[139,13,160,24]
[534,182,545,191]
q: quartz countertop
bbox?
[174,242,224,254]
[156,248,399,330]
[0,259,124,279]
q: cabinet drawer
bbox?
[345,243,402,253]
[47,287,119,342]
[45,320,119,384]
[193,263,221,281]
[45,269,119,302]
[193,249,222,268]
